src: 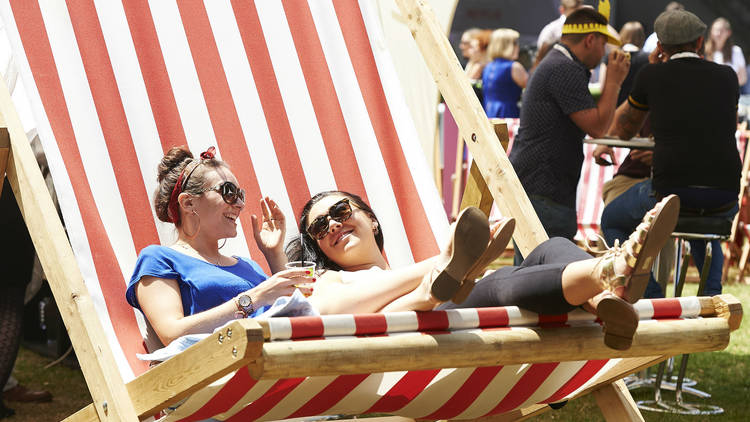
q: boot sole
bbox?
[597,295,638,350]
[453,217,516,304]
[431,207,489,302]
[625,195,680,303]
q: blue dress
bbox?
[482,58,522,118]
[126,245,270,318]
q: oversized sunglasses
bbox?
[307,198,355,240]
[198,181,246,205]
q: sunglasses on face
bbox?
[198,181,246,205]
[307,198,355,240]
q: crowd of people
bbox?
[457,1,746,298]
[461,1,748,118]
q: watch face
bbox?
[239,295,251,307]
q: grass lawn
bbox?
[535,281,750,421]
[6,282,749,421]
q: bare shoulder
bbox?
[316,269,343,285]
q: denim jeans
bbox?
[601,179,737,297]
[514,195,577,265]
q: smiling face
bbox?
[190,167,245,240]
[306,194,382,270]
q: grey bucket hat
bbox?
[654,9,706,44]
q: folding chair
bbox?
[0,1,742,421]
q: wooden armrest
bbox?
[126,319,265,417]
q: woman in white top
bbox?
[705,17,747,87]
[284,190,681,350]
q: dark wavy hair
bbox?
[285,191,384,271]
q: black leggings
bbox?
[439,237,592,314]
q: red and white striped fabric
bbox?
[162,297,702,421]
[265,297,704,341]
[0,1,688,421]
[575,142,630,242]
[0,0,447,381]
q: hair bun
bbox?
[157,146,193,183]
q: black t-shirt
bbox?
[628,56,741,194]
[509,44,596,208]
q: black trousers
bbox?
[0,179,35,417]
[439,237,592,314]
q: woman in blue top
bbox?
[482,28,528,118]
[126,146,310,348]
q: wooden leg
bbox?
[736,237,750,283]
[0,127,9,197]
[592,380,644,422]
[450,136,465,220]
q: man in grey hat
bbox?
[595,9,741,298]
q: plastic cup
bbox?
[286,260,316,296]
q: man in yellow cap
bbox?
[509,5,629,262]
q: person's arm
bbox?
[608,101,648,140]
[136,268,310,345]
[251,196,288,273]
[733,47,747,87]
[569,50,630,138]
[308,257,438,315]
[136,276,238,345]
[592,144,617,166]
[511,61,528,88]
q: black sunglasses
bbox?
[198,181,246,205]
[307,198,355,240]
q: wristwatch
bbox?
[235,293,254,318]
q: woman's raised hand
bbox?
[251,197,287,270]
[252,197,285,249]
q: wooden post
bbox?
[0,126,8,197]
[459,121,512,217]
[592,380,645,422]
[0,79,138,420]
[394,0,546,256]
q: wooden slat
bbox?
[251,316,732,380]
[592,380,645,422]
[127,320,265,417]
[63,404,100,422]
[0,78,138,421]
[713,293,743,331]
[395,0,547,256]
[460,161,493,217]
[460,121,512,217]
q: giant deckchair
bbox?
[0,1,742,421]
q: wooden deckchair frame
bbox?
[0,1,742,421]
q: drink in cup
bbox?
[286,260,316,296]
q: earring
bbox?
[372,221,380,235]
[183,210,201,239]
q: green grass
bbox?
[6,282,749,421]
[535,282,750,421]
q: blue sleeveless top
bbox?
[482,58,522,118]
[126,245,269,318]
